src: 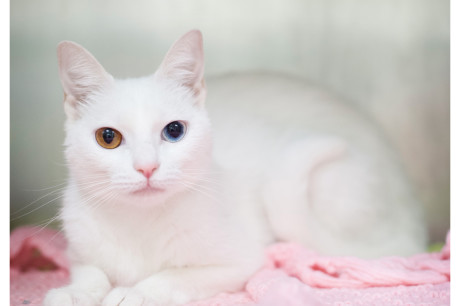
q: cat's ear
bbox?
[157,30,206,106]
[57,41,114,119]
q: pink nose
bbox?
[136,164,158,179]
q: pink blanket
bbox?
[10,227,450,305]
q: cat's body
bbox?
[208,73,426,256]
[44,31,426,306]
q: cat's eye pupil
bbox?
[163,121,186,142]
[102,129,115,144]
[167,122,182,138]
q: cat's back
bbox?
[206,72,368,129]
[206,73,397,172]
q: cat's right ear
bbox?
[57,41,114,119]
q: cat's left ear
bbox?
[157,30,206,106]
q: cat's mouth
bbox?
[131,185,166,195]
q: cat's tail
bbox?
[261,136,346,244]
[261,136,426,257]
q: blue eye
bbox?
[162,121,186,142]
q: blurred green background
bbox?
[11,0,449,242]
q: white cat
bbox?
[44,30,427,306]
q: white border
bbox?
[450,0,456,304]
[3,0,11,304]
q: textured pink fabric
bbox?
[10,227,70,306]
[10,227,450,306]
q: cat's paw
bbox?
[102,281,190,306]
[43,287,99,306]
[102,287,155,306]
[134,277,191,306]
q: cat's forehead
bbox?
[111,77,181,111]
[87,77,195,125]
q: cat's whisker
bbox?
[73,185,116,210]
[11,193,67,221]
[71,175,113,183]
[84,186,116,207]
[84,189,118,215]
[33,215,61,229]
[28,184,114,243]
[23,181,68,192]
[181,168,223,174]
[178,181,221,204]
[11,186,68,217]
[180,175,223,189]
[12,179,113,222]
[51,161,69,167]
[182,182,218,200]
[25,213,63,240]
[44,226,66,246]
[70,179,113,190]
[32,210,70,246]
[182,179,221,193]
[21,176,109,196]
[60,182,119,222]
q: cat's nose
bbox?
[136,164,158,179]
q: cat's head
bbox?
[57,30,212,207]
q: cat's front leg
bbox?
[43,264,111,306]
[103,265,254,306]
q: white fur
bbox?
[206,73,427,257]
[44,30,427,306]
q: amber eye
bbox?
[95,128,122,149]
